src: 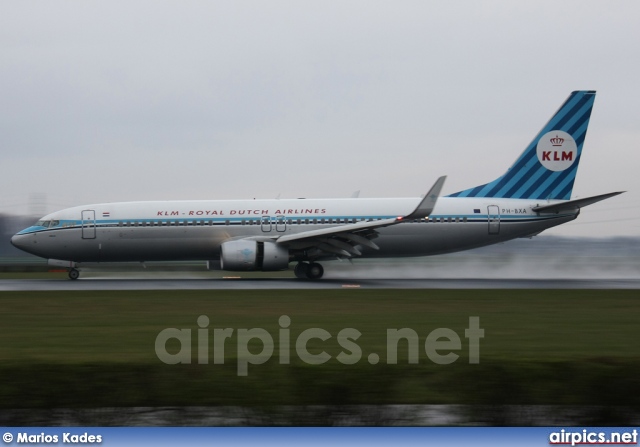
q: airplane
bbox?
[11,90,623,280]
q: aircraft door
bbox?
[261,215,272,232]
[487,205,500,235]
[276,215,286,232]
[81,210,96,239]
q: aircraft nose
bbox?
[11,234,20,248]
[11,234,26,250]
[10,232,46,258]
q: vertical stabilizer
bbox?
[448,90,596,200]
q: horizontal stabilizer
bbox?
[532,191,624,213]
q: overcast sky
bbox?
[1,1,638,237]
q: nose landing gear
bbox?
[294,262,324,280]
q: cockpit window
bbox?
[33,220,59,228]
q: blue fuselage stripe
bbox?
[18,213,574,235]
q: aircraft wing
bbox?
[532,191,624,214]
[275,176,446,257]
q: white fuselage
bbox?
[11,196,576,264]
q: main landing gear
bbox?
[68,268,80,280]
[294,262,324,280]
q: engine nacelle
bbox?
[220,240,290,271]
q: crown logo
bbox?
[550,135,564,146]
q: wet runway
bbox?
[2,277,640,291]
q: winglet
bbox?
[404,176,446,220]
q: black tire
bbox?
[294,262,309,279]
[306,262,324,280]
[68,268,80,280]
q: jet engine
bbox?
[220,240,290,271]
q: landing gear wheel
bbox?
[68,268,80,280]
[294,262,309,279]
[306,262,324,280]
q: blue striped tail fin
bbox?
[448,90,596,200]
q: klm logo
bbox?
[536,130,577,172]
[541,150,573,162]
